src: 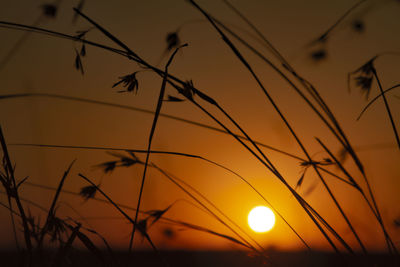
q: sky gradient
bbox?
[1,0,400,252]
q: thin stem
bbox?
[357,84,400,121]
[38,160,75,248]
[0,126,32,261]
[372,68,400,149]
[151,163,269,261]
[311,0,368,43]
[0,15,44,72]
[0,92,305,161]
[129,45,184,252]
[77,174,160,253]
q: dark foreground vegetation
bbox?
[1,250,399,267]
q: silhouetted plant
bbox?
[296,159,334,190]
[47,215,67,242]
[112,72,140,93]
[95,160,117,173]
[164,95,185,102]
[181,80,196,100]
[72,0,85,24]
[352,19,365,33]
[80,185,98,201]
[40,4,57,18]
[74,48,84,75]
[349,58,375,99]
[310,48,327,62]
[166,32,180,52]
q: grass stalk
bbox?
[185,87,347,252]
[38,160,76,248]
[6,196,20,250]
[316,138,398,253]
[357,84,400,121]
[371,68,400,149]
[189,0,360,253]
[77,174,160,254]
[129,44,185,252]
[150,163,269,261]
[0,125,32,263]
[216,4,398,252]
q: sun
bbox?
[248,206,276,233]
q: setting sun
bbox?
[248,206,276,233]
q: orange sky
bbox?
[0,0,400,253]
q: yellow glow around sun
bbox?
[248,206,276,233]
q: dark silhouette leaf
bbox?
[194,88,217,105]
[310,49,327,61]
[106,151,141,167]
[95,160,117,173]
[79,185,97,201]
[295,172,306,190]
[136,219,148,237]
[41,4,57,18]
[166,32,180,51]
[74,49,84,75]
[182,80,195,100]
[40,160,74,246]
[72,0,85,24]
[352,19,365,33]
[355,76,373,99]
[75,29,90,40]
[16,176,29,189]
[148,204,173,226]
[80,44,86,57]
[165,95,185,102]
[113,72,139,94]
[47,216,66,242]
[348,58,375,100]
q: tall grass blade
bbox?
[369,68,400,149]
[0,125,32,262]
[39,160,76,247]
[129,44,187,252]
[357,84,400,121]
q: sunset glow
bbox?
[1,2,400,266]
[248,206,276,233]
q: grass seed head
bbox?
[352,19,365,33]
[166,32,180,51]
[112,72,139,94]
[310,49,327,61]
[80,185,98,201]
[41,4,57,18]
